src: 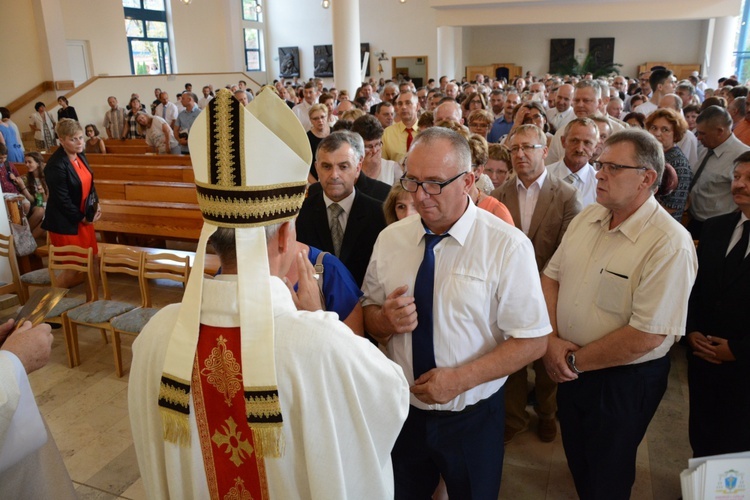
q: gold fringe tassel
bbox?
[160,407,191,447]
[250,423,285,458]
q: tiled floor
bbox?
[25,276,692,499]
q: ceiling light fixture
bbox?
[322,0,330,8]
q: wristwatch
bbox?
[566,352,584,374]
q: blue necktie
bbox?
[412,232,448,380]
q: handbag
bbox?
[10,219,37,256]
[84,189,99,222]
[5,197,37,256]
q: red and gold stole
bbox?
[192,324,269,500]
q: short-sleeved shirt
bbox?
[362,199,551,411]
[304,246,363,322]
[381,121,418,164]
[544,196,697,364]
[689,134,748,221]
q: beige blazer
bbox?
[492,173,583,271]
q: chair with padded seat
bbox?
[0,233,25,305]
[66,246,142,370]
[109,251,190,377]
[44,244,98,368]
[19,233,51,303]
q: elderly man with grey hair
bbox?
[542,128,697,500]
[297,131,387,286]
[363,126,550,498]
[546,80,626,165]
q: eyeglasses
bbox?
[364,141,382,151]
[592,161,649,174]
[469,123,490,130]
[400,171,467,195]
[509,144,544,155]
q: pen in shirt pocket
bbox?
[600,268,628,279]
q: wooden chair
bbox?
[44,245,98,368]
[65,246,142,370]
[19,233,51,303]
[109,251,190,377]
[0,233,25,305]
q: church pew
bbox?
[70,153,192,167]
[95,180,198,204]
[99,143,151,154]
[95,200,204,240]
[90,164,194,183]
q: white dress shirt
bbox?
[547,160,598,207]
[726,213,750,257]
[362,200,551,411]
[516,169,548,235]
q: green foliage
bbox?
[552,53,623,78]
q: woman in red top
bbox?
[41,118,101,285]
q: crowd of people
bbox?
[2,66,749,499]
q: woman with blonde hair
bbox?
[467,134,513,225]
[42,119,101,285]
[307,103,330,182]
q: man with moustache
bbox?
[686,151,750,458]
[488,92,520,143]
[489,90,505,120]
[547,118,600,207]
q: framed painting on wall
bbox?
[278,46,300,78]
[313,45,333,78]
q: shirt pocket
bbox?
[595,270,631,314]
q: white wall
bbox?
[60,0,131,77]
[265,0,437,93]
[0,1,46,105]
[466,20,706,78]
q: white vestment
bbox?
[129,275,409,499]
[0,352,76,499]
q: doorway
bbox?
[392,56,428,89]
[66,40,92,87]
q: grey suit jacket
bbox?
[492,173,582,271]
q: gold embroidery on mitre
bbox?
[211,416,255,467]
[224,477,253,500]
[201,335,242,406]
[196,190,305,220]
[213,91,238,187]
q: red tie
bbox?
[406,128,414,151]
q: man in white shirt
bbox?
[154,91,179,128]
[547,118,600,206]
[360,82,380,110]
[363,127,550,498]
[546,81,625,165]
[634,68,677,117]
[542,129,697,499]
[292,82,318,131]
[546,84,575,133]
[197,85,213,109]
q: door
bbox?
[66,40,91,87]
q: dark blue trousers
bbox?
[557,356,669,500]
[392,388,504,500]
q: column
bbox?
[437,26,462,82]
[331,0,361,96]
[32,0,72,85]
[705,16,739,88]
